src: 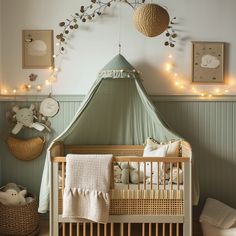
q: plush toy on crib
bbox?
[120,162,144,184]
[0,183,27,206]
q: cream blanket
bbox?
[63,154,113,223]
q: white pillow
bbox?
[145,138,180,157]
[163,141,180,157]
[141,145,167,178]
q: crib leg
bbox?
[50,162,59,236]
[183,161,192,236]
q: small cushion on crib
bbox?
[164,141,180,157]
[142,145,167,177]
[146,167,183,185]
[145,138,180,157]
[113,165,122,183]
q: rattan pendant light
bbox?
[133,3,170,37]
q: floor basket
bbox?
[0,193,40,235]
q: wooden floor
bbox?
[39,219,49,236]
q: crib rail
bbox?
[52,156,189,163]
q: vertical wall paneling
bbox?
[0,96,236,210]
[155,100,236,208]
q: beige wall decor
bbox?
[192,41,225,83]
[22,30,54,69]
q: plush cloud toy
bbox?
[0,189,27,206]
[12,104,45,134]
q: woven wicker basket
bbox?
[6,136,45,161]
[0,193,40,235]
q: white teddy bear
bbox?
[12,104,45,134]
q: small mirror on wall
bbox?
[22,30,54,69]
[192,41,225,83]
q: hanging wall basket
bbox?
[6,136,45,161]
[133,3,170,37]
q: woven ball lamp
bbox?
[133,3,170,37]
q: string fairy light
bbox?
[165,63,173,72]
[36,85,42,92]
[1,64,58,95]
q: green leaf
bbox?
[59,22,65,27]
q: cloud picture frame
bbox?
[22,30,54,69]
[192,41,225,83]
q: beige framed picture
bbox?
[192,41,225,83]
[22,30,54,69]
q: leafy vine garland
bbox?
[55,0,177,57]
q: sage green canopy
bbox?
[38,54,199,213]
[55,54,180,145]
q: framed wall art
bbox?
[192,41,225,83]
[22,30,54,69]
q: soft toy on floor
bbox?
[120,162,143,184]
[0,183,27,206]
[11,104,45,134]
[2,182,21,192]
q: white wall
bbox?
[1,0,236,95]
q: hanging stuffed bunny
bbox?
[11,104,46,134]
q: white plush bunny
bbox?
[0,189,27,206]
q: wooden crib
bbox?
[50,142,192,236]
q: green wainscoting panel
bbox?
[155,101,236,208]
[0,96,236,210]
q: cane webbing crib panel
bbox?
[110,199,183,215]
